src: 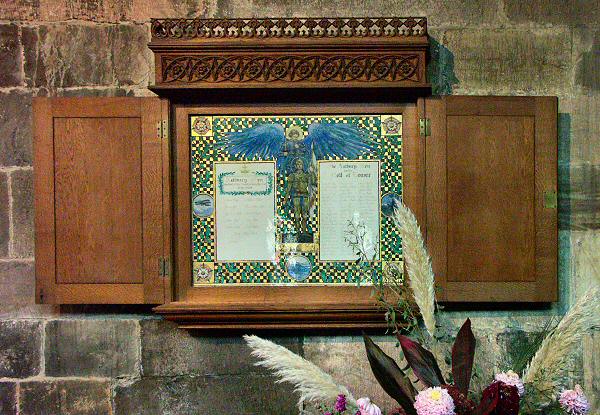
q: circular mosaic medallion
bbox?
[193,194,214,217]
[381,192,401,217]
[286,254,311,282]
[192,117,211,135]
[383,117,401,135]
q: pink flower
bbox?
[356,397,382,415]
[559,385,590,415]
[414,387,455,415]
[335,394,347,412]
[494,370,525,397]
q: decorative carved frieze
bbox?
[161,54,421,84]
[151,17,427,39]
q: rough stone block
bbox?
[1,0,212,22]
[496,329,543,372]
[583,331,599,412]
[576,30,600,92]
[442,28,572,94]
[11,169,34,257]
[504,0,600,27]
[127,0,211,22]
[141,319,302,376]
[569,164,600,230]
[0,382,16,415]
[0,172,8,257]
[19,379,111,415]
[214,0,502,27]
[0,24,22,87]
[0,320,42,378]
[22,24,114,88]
[561,95,600,164]
[0,91,33,167]
[0,261,35,305]
[45,319,139,377]
[110,24,153,86]
[0,1,40,20]
[571,231,600,298]
[303,336,401,411]
[115,375,299,415]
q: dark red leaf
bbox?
[452,318,476,396]
[496,383,520,415]
[397,335,445,387]
[473,382,500,415]
[364,335,417,415]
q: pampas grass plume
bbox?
[244,335,356,408]
[393,202,437,338]
[523,286,600,393]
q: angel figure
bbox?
[219,120,373,239]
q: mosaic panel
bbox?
[191,114,403,285]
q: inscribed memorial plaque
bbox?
[190,114,403,285]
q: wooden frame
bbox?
[153,103,422,329]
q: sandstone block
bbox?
[0,92,33,167]
[19,379,111,415]
[141,318,302,376]
[0,320,42,378]
[45,319,139,377]
[11,169,34,257]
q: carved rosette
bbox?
[150,17,429,89]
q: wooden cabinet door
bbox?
[34,98,171,304]
[424,96,557,302]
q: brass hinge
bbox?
[544,190,557,209]
[156,120,168,139]
[419,118,431,137]
[159,257,171,278]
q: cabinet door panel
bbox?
[34,97,169,304]
[425,96,557,302]
[54,117,143,284]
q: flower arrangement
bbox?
[244,202,598,415]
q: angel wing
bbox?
[219,123,286,161]
[304,122,373,160]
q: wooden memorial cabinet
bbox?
[33,18,557,329]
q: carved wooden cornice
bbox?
[149,17,429,90]
[151,17,427,39]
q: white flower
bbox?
[357,397,382,415]
[494,370,525,397]
[414,387,455,415]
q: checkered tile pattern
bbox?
[190,114,403,286]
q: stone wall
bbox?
[0,1,598,414]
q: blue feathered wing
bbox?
[304,122,373,160]
[219,123,286,165]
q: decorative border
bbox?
[161,54,421,84]
[151,17,427,40]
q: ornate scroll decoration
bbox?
[151,17,427,39]
[161,55,421,84]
